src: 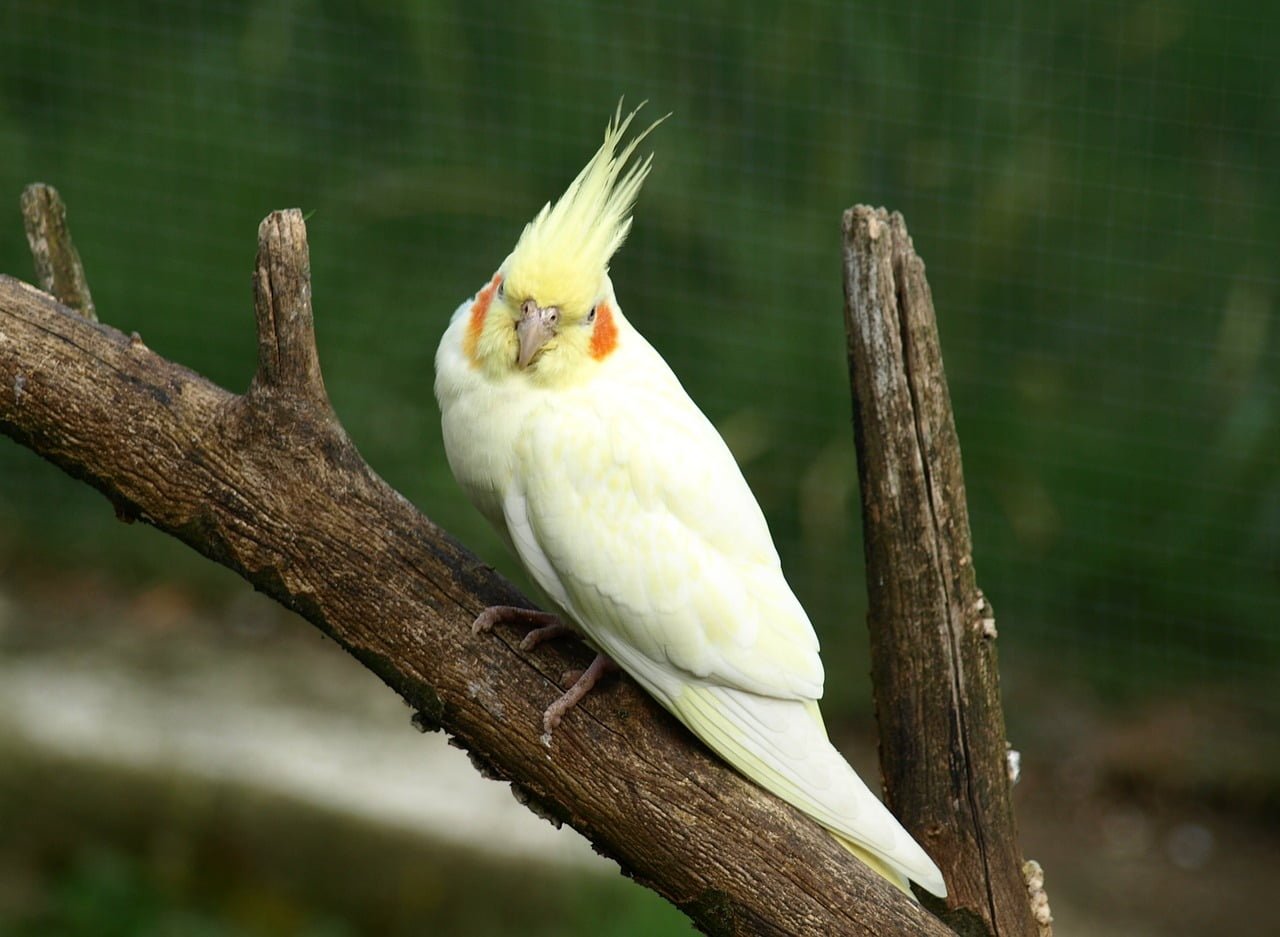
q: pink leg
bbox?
[472,605,613,742]
[542,653,618,740]
[471,604,563,636]
[519,622,577,651]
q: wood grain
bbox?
[843,206,1046,936]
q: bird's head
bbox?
[462,104,663,386]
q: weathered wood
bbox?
[842,205,1048,936]
[0,201,957,936]
[20,183,96,321]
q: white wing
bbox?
[511,340,823,701]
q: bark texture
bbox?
[20,183,96,321]
[842,206,1048,936]
[0,195,961,936]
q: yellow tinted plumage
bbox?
[503,103,664,318]
[434,106,947,901]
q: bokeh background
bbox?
[1,2,1276,935]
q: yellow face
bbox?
[463,271,619,387]
[460,104,656,386]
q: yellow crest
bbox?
[503,103,665,317]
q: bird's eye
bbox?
[586,306,597,324]
[496,281,505,300]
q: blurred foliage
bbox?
[0,752,694,937]
[3,845,691,937]
[0,0,1276,714]
[6,847,347,937]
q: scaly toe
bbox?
[518,621,576,651]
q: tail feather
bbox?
[669,682,947,898]
[834,834,914,897]
[808,701,928,898]
[596,637,947,897]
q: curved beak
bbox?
[516,299,560,369]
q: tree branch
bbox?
[0,194,956,936]
[842,206,1051,936]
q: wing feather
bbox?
[515,354,822,700]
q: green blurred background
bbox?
[1,1,1276,935]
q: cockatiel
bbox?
[434,105,947,899]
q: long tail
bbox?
[834,835,914,896]
[667,682,947,898]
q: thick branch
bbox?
[0,204,955,936]
[842,206,1046,936]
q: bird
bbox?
[434,104,947,899]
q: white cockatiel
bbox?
[434,106,947,899]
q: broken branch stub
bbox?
[249,210,330,410]
[20,183,96,321]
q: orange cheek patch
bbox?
[589,301,618,360]
[463,272,503,363]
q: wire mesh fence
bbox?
[1,0,1276,716]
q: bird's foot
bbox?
[472,605,610,744]
[541,653,618,746]
[471,605,565,640]
[520,622,578,651]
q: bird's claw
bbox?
[471,604,562,637]
[519,622,577,651]
[538,653,618,745]
[472,607,614,743]
[559,657,618,688]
